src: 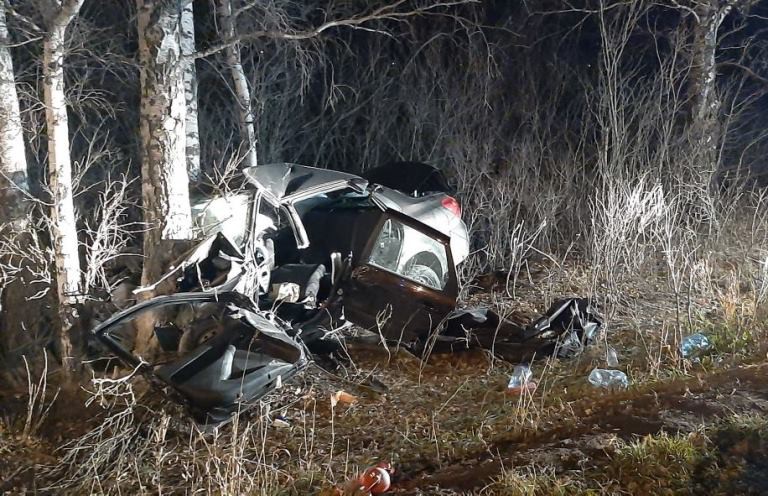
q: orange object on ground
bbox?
[506,380,538,396]
[331,390,358,407]
[357,461,394,494]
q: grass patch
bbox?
[691,415,768,495]
[483,467,586,496]
[602,431,708,494]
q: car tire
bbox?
[404,263,441,289]
[403,252,444,288]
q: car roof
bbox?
[243,163,368,204]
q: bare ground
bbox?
[2,261,768,494]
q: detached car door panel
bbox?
[342,211,458,342]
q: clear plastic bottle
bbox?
[588,368,629,388]
[507,364,536,395]
[680,333,710,359]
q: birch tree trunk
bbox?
[181,2,201,182]
[136,0,193,352]
[0,3,29,225]
[687,0,753,176]
[689,1,728,174]
[44,0,86,376]
[0,3,33,361]
[218,0,258,168]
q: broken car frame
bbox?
[91,163,601,425]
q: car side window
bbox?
[367,218,449,290]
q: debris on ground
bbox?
[506,364,537,395]
[442,297,604,363]
[331,390,358,407]
[588,368,630,389]
[606,346,620,367]
[527,298,604,358]
[680,332,711,360]
[272,415,291,428]
[358,461,394,495]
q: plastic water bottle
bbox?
[588,368,629,389]
[606,346,619,367]
[507,364,535,395]
[680,333,710,359]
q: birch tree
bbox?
[181,1,201,181]
[686,0,756,174]
[0,3,32,362]
[136,0,194,351]
[44,0,86,376]
[0,3,29,226]
[218,0,257,168]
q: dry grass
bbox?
[4,190,768,494]
[1,4,768,494]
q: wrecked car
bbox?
[91,163,602,426]
[92,163,472,424]
[138,163,470,343]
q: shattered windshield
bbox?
[191,193,252,246]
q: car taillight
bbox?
[441,196,461,217]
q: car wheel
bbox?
[404,263,441,289]
[403,252,444,288]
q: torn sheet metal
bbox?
[133,232,245,295]
[525,298,603,358]
[442,298,603,361]
[243,163,367,204]
[92,292,307,426]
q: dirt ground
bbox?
[3,345,768,494]
[2,265,768,494]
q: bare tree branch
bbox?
[718,60,768,88]
[193,0,478,59]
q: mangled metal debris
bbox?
[441,297,604,362]
[526,298,603,358]
[90,163,602,426]
[92,292,308,425]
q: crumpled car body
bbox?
[161,163,469,342]
[93,163,471,425]
[91,292,307,426]
[92,164,603,426]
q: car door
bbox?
[341,210,458,344]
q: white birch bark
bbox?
[688,0,745,176]
[218,0,258,168]
[138,0,192,249]
[136,0,193,352]
[44,0,86,374]
[691,1,733,128]
[0,3,29,225]
[180,2,201,182]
